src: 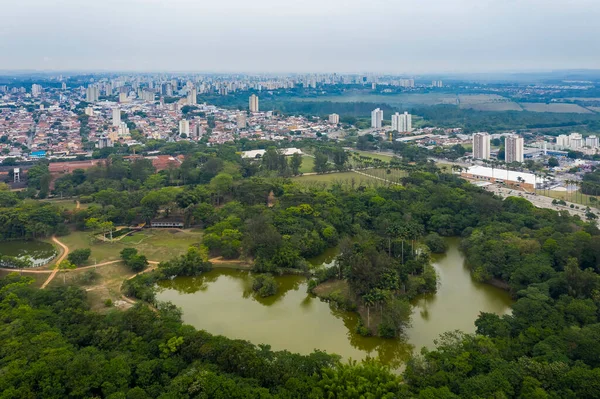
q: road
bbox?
[482,183,599,223]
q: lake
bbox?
[0,240,57,267]
[156,238,512,366]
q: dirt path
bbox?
[41,236,69,289]
[76,200,80,209]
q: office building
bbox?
[586,135,599,148]
[112,108,121,127]
[371,108,383,129]
[85,85,99,102]
[505,134,524,163]
[472,132,491,160]
[237,113,247,129]
[391,112,412,132]
[249,94,259,112]
[179,120,190,136]
[328,113,339,124]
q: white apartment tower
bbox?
[86,86,99,102]
[586,135,599,148]
[391,112,412,132]
[371,108,383,129]
[505,134,524,163]
[187,88,197,105]
[179,120,190,136]
[472,132,491,160]
[112,108,121,127]
[249,94,259,112]
[328,113,340,124]
[237,113,247,129]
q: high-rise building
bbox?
[97,136,113,149]
[187,88,197,105]
[391,112,412,132]
[505,134,524,163]
[557,135,570,149]
[586,135,599,148]
[31,84,42,97]
[119,92,129,103]
[85,85,99,102]
[61,82,67,90]
[191,123,204,139]
[237,113,247,129]
[112,108,121,127]
[371,108,383,129]
[431,80,443,88]
[569,133,583,149]
[249,94,259,112]
[328,113,339,124]
[179,120,190,136]
[472,132,491,160]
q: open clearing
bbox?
[299,155,315,173]
[520,103,593,113]
[293,171,386,186]
[58,228,204,265]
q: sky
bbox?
[1,0,599,74]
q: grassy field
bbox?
[520,103,593,114]
[59,228,204,265]
[351,150,395,162]
[299,155,315,173]
[293,171,386,186]
[358,168,407,183]
[43,198,94,210]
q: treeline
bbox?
[0,274,410,398]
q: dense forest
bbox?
[2,142,600,397]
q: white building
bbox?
[187,88,197,105]
[556,135,570,149]
[179,120,190,136]
[119,92,129,103]
[241,148,303,159]
[84,106,94,117]
[371,108,383,129]
[249,94,259,113]
[85,86,99,102]
[112,108,121,127]
[31,84,42,97]
[569,133,583,149]
[328,113,340,124]
[236,113,247,129]
[505,134,524,163]
[391,112,412,132]
[472,132,491,160]
[586,135,599,148]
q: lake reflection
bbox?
[156,238,512,366]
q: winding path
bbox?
[40,236,69,289]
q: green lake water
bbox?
[0,240,57,267]
[156,238,512,366]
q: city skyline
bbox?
[1,0,599,73]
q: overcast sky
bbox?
[1,0,598,73]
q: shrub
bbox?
[67,248,91,266]
[251,274,278,297]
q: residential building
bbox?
[569,133,583,149]
[472,132,491,160]
[391,112,412,132]
[328,113,339,124]
[85,86,99,102]
[31,84,42,97]
[84,107,94,117]
[187,88,197,105]
[97,136,113,149]
[191,123,204,139]
[179,120,190,136]
[119,92,129,103]
[112,108,121,127]
[371,108,383,129]
[249,94,259,112]
[505,134,524,163]
[586,135,599,148]
[557,135,569,149]
[236,113,247,129]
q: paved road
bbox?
[482,183,600,223]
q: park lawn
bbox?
[49,262,138,312]
[44,198,95,210]
[293,171,383,186]
[358,168,407,183]
[299,156,315,173]
[351,150,395,162]
[59,228,204,265]
[536,189,599,208]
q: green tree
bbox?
[57,259,76,284]
[290,153,303,175]
[313,151,329,174]
[67,248,91,266]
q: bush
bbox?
[251,274,278,297]
[120,248,138,262]
[424,233,447,254]
[104,299,113,307]
[67,248,91,266]
[77,270,99,285]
